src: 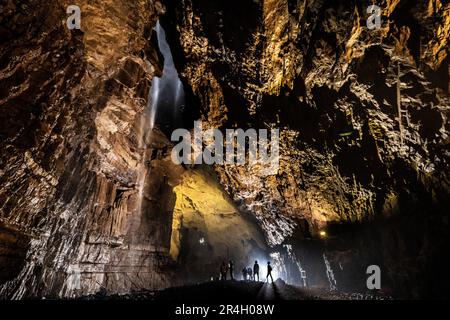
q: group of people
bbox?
[220,261,235,280]
[219,260,274,283]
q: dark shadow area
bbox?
[0,222,30,285]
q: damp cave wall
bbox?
[0,0,182,298]
[160,0,450,298]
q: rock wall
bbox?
[0,0,178,298]
[161,0,449,297]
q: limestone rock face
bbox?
[0,0,176,298]
[162,0,449,297]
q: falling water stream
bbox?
[148,21,185,131]
[137,21,185,216]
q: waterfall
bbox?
[323,253,337,291]
[137,21,185,217]
[147,21,185,133]
[149,77,160,130]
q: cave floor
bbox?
[80,280,389,301]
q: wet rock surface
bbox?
[161,0,449,298]
[0,0,175,298]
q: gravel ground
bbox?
[79,279,392,301]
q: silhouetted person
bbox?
[247,267,253,280]
[242,267,248,280]
[266,261,274,283]
[253,260,260,281]
[229,260,234,280]
[220,262,228,281]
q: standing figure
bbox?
[220,261,228,281]
[229,260,234,280]
[253,260,260,281]
[242,267,248,280]
[247,267,253,280]
[266,261,274,283]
